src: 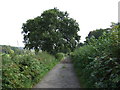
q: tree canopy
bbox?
[22,8,80,54]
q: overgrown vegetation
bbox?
[1,46,60,88]
[71,23,120,88]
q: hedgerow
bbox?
[71,23,120,88]
[2,50,59,88]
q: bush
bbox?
[71,23,120,88]
[55,53,65,61]
[2,51,59,88]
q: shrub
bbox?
[2,51,59,88]
[71,23,120,88]
[55,53,65,61]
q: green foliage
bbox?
[71,23,120,88]
[2,49,59,88]
[22,8,80,55]
[55,53,65,61]
[85,28,110,44]
[0,45,24,55]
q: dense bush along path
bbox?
[33,57,80,88]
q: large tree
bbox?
[22,8,80,54]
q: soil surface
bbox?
[33,57,80,88]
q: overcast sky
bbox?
[0,0,119,47]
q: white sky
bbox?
[0,0,119,47]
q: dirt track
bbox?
[33,57,80,88]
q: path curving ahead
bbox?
[33,57,80,88]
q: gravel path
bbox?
[33,57,80,88]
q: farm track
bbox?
[33,57,80,88]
